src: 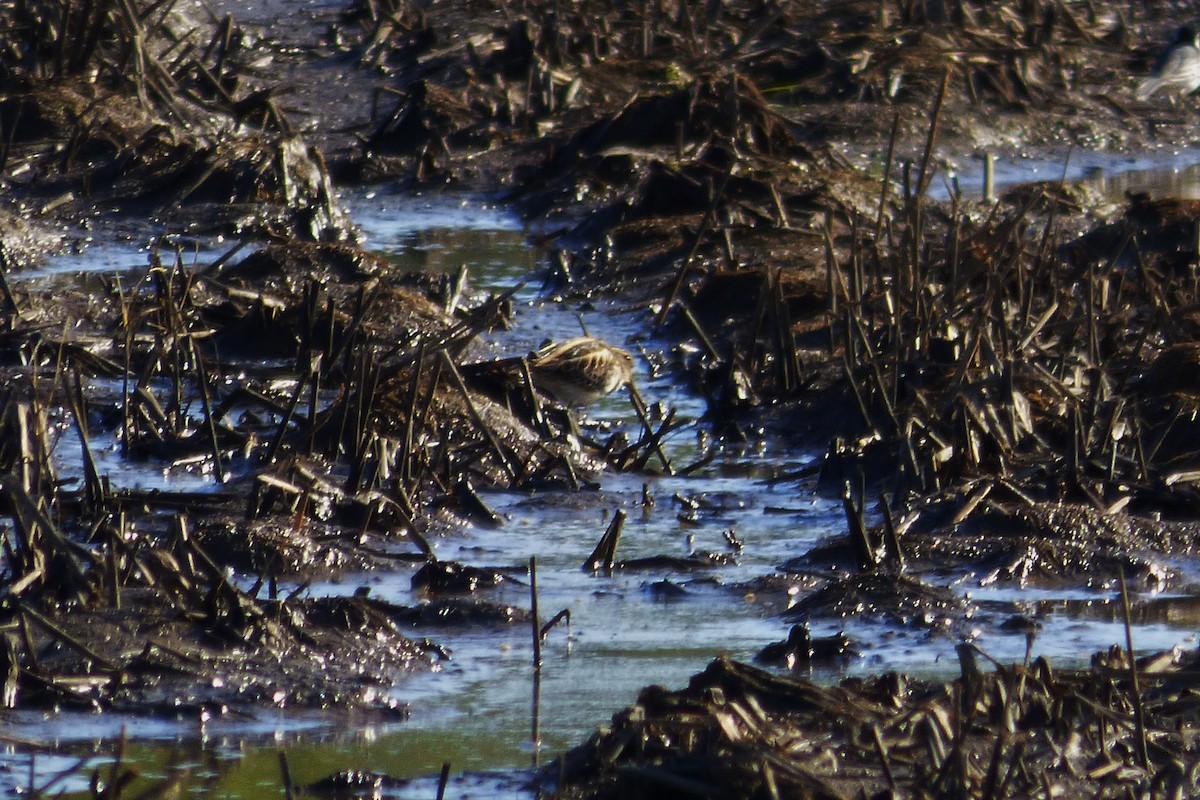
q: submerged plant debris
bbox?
[4,0,1200,796]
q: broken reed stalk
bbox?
[980,726,1007,800]
[439,350,517,480]
[679,302,722,361]
[278,751,296,800]
[531,663,542,768]
[582,509,626,574]
[626,385,674,473]
[263,364,312,465]
[18,604,119,671]
[187,336,225,483]
[436,762,451,800]
[878,493,905,572]
[870,725,897,792]
[628,409,679,472]
[517,357,550,438]
[530,555,542,670]
[846,306,901,435]
[16,611,39,673]
[842,481,875,571]
[540,609,570,639]
[907,69,949,300]
[346,348,385,493]
[983,151,995,202]
[840,352,873,429]
[22,754,90,797]
[770,271,803,393]
[305,352,322,457]
[0,246,21,320]
[874,112,900,243]
[747,271,776,386]
[106,527,120,609]
[399,340,426,487]
[67,370,105,513]
[331,284,379,378]
[823,216,843,358]
[0,101,20,180]
[107,728,128,800]
[1117,568,1150,770]
[115,275,135,455]
[2,473,92,594]
[656,168,732,326]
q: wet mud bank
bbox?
[552,648,1200,800]
[5,0,1200,796]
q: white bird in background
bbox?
[1138,25,1200,101]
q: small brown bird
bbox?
[527,336,635,406]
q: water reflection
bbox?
[928,147,1200,202]
[1035,593,1200,628]
[1081,159,1200,199]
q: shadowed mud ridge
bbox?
[340,0,1176,185]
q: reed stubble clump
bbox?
[0,237,614,711]
[0,0,353,248]
[339,0,1200,587]
[0,0,692,713]
[326,3,1200,791]
[5,1,1200,788]
[551,649,1200,799]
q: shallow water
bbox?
[7,187,1200,797]
[911,145,1200,202]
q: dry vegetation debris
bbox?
[334,0,1200,586]
[4,2,1200,795]
[552,650,1200,799]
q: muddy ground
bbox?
[5,0,1200,796]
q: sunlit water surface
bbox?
[897,145,1200,202]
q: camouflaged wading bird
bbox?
[527,336,635,406]
[1138,25,1200,101]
